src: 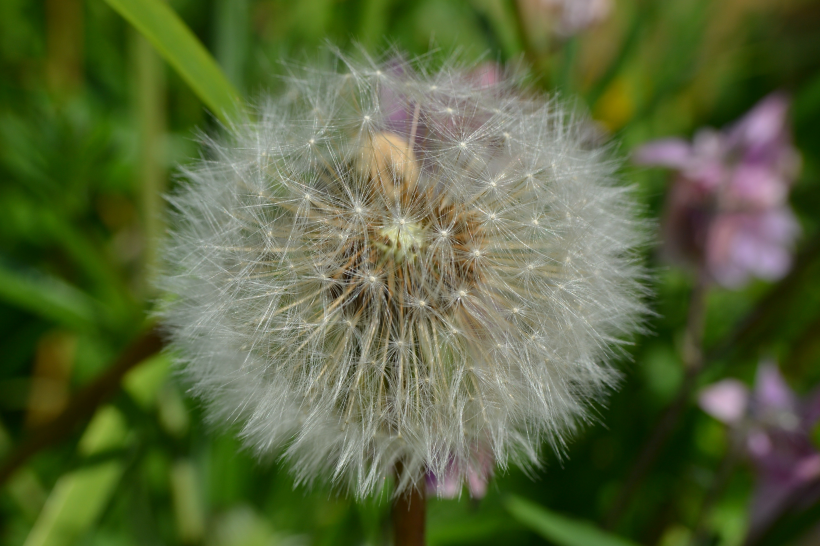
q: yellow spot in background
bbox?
[26,331,76,428]
[594,77,635,132]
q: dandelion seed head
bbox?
[158,51,648,498]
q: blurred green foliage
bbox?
[1,0,820,545]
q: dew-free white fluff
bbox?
[158,52,647,497]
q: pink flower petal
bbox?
[633,139,693,168]
[429,470,461,499]
[699,379,750,423]
[706,216,750,288]
[469,63,502,89]
[795,455,820,481]
[466,468,489,499]
[755,362,798,412]
[729,93,790,151]
[803,388,820,426]
[727,163,788,208]
[705,208,798,288]
[728,215,795,281]
[748,430,773,457]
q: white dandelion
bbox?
[158,52,648,498]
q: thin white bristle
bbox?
[157,51,649,498]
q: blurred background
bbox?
[1,0,820,545]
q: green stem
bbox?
[133,31,167,292]
[604,274,709,528]
[0,326,163,487]
[509,0,551,89]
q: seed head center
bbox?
[378,220,425,262]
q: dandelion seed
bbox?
[158,51,648,498]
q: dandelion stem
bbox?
[392,473,426,546]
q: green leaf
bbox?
[170,459,206,544]
[0,260,101,331]
[429,514,519,545]
[121,353,171,409]
[813,420,820,452]
[505,496,640,546]
[104,0,241,123]
[22,350,168,546]
[794,71,820,123]
[23,407,129,546]
[469,0,522,61]
[0,419,46,520]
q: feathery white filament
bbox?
[158,52,647,497]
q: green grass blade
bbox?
[429,514,519,545]
[22,407,129,546]
[0,420,47,520]
[505,496,640,546]
[21,357,171,546]
[0,260,101,331]
[104,0,241,123]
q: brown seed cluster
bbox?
[315,131,486,356]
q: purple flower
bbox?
[699,362,820,532]
[468,62,502,89]
[427,447,495,499]
[520,0,612,37]
[377,59,503,152]
[635,93,801,288]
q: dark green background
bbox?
[1,0,819,545]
